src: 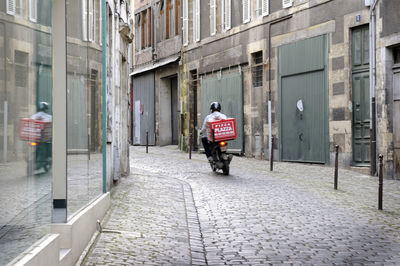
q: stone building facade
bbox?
[132,0,400,178]
[106,0,133,185]
[180,0,400,178]
[131,0,182,148]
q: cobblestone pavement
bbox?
[83,145,400,265]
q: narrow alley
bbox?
[82,146,400,265]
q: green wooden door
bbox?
[201,71,243,153]
[352,73,370,163]
[279,35,328,163]
[352,25,370,164]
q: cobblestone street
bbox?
[83,145,400,265]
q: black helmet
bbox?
[210,102,221,112]
[38,102,49,112]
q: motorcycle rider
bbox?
[31,102,52,122]
[30,102,52,172]
[200,102,227,162]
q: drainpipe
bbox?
[369,0,380,176]
[1,22,7,163]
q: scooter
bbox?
[26,141,52,176]
[209,140,233,175]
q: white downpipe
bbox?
[268,100,272,159]
[369,0,378,125]
[369,0,380,174]
[3,101,7,162]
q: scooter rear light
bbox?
[29,142,38,147]
[219,141,227,147]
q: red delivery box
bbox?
[206,118,237,142]
[19,118,52,142]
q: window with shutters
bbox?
[221,0,231,31]
[252,51,263,87]
[7,0,23,16]
[210,0,216,36]
[29,0,37,22]
[193,0,200,42]
[242,0,250,24]
[282,0,293,8]
[183,0,188,45]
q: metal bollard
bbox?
[378,154,383,210]
[146,131,149,154]
[189,133,192,160]
[334,145,339,190]
[270,136,274,171]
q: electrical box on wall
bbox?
[365,0,372,6]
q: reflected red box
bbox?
[19,118,52,142]
[206,118,237,142]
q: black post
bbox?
[189,133,192,160]
[270,136,274,171]
[146,131,149,154]
[378,154,383,210]
[371,97,377,176]
[334,145,339,190]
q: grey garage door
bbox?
[132,72,155,145]
[201,71,243,154]
[279,35,328,163]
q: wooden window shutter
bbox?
[89,0,94,41]
[262,0,269,16]
[242,0,250,23]
[183,0,188,45]
[210,0,216,35]
[194,0,200,42]
[149,8,152,47]
[192,0,196,42]
[29,0,37,22]
[175,0,180,36]
[225,0,231,30]
[282,0,293,8]
[7,0,16,15]
[166,0,170,39]
[98,0,103,45]
[142,10,146,48]
[82,0,88,41]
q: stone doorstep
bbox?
[350,166,371,175]
[9,193,111,266]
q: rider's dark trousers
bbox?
[202,137,212,158]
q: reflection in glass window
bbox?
[67,0,103,219]
[0,1,53,265]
